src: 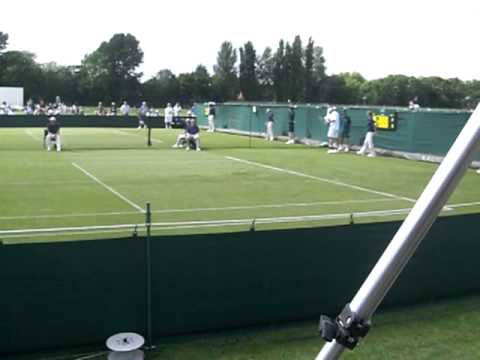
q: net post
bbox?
[147,126,152,147]
[145,202,153,348]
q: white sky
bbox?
[2,0,479,81]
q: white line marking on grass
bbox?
[24,129,41,141]
[225,156,417,203]
[0,198,397,221]
[115,129,163,143]
[72,162,145,213]
[447,201,480,208]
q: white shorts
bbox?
[327,124,338,138]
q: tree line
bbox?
[0,31,479,109]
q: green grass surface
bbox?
[1,127,480,243]
[7,294,480,360]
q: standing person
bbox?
[164,103,174,129]
[338,108,352,152]
[138,101,149,129]
[265,108,275,141]
[326,106,340,153]
[45,117,62,152]
[286,101,296,144]
[120,101,130,116]
[357,111,377,157]
[173,102,182,126]
[207,102,216,132]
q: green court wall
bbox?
[1,213,480,354]
[194,103,474,158]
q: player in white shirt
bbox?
[120,101,130,116]
[173,103,182,125]
[324,107,340,153]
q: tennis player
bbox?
[265,108,275,141]
[286,101,296,144]
[207,102,216,132]
[165,103,174,129]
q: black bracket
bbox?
[319,303,371,350]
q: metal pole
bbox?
[249,111,253,149]
[317,104,480,360]
[147,126,152,147]
[145,202,153,348]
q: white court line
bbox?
[72,162,145,213]
[0,198,396,221]
[448,201,480,208]
[226,156,417,203]
[24,129,41,141]
[115,129,163,143]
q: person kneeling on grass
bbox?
[357,111,376,157]
[44,117,62,152]
[185,117,201,151]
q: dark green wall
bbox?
[0,115,166,128]
[2,214,480,355]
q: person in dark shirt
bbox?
[185,117,201,151]
[207,102,216,132]
[265,108,275,141]
[357,111,376,157]
[338,108,352,152]
[287,101,296,144]
[45,117,62,152]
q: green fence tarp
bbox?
[2,213,480,354]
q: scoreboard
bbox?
[373,112,397,131]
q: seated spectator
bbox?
[120,101,130,116]
[109,102,117,116]
[96,102,106,115]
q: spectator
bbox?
[338,108,352,152]
[265,108,274,141]
[325,106,340,153]
[185,116,201,151]
[138,101,149,129]
[164,103,174,129]
[173,102,182,125]
[286,100,296,144]
[207,102,216,132]
[409,97,421,111]
[109,102,117,116]
[120,101,130,116]
[96,102,105,115]
[357,111,377,157]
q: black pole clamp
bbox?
[319,303,371,350]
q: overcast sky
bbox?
[2,0,479,81]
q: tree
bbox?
[257,47,275,100]
[304,38,315,102]
[239,41,259,100]
[192,65,213,101]
[80,33,143,103]
[285,35,304,101]
[213,41,238,101]
[142,69,179,106]
[273,40,286,101]
[0,51,44,100]
[338,72,366,104]
[0,31,8,52]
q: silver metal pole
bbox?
[317,104,480,360]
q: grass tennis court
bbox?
[1,127,480,243]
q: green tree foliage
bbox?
[0,51,43,100]
[273,40,286,101]
[213,41,238,101]
[257,47,275,100]
[80,33,143,103]
[0,31,8,52]
[304,38,315,102]
[239,41,259,100]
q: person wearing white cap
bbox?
[45,117,62,152]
